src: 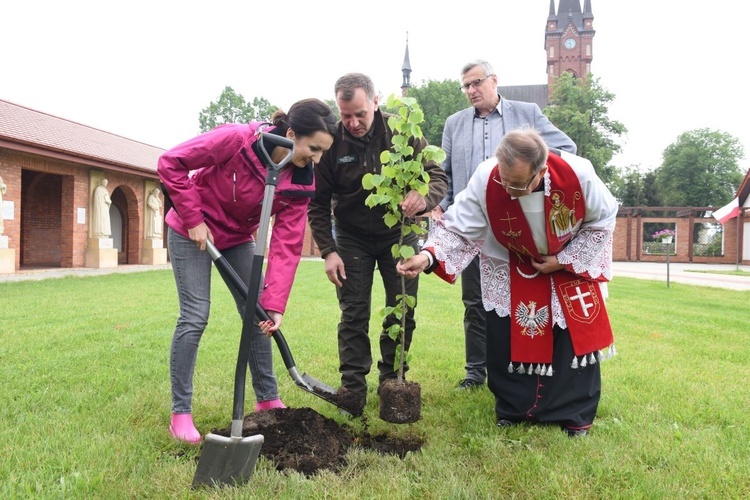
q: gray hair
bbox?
[495,129,549,174]
[334,73,376,101]
[461,59,495,78]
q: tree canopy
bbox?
[544,72,626,184]
[609,167,661,207]
[405,79,466,146]
[198,86,278,132]
[655,128,745,208]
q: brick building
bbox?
[0,99,320,274]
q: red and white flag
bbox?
[712,197,740,224]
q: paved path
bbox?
[611,261,750,291]
[1,260,748,291]
[0,264,173,283]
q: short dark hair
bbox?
[272,98,337,138]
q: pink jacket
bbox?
[158,122,314,313]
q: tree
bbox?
[655,128,745,208]
[325,99,340,120]
[198,86,278,132]
[362,95,446,386]
[609,166,661,207]
[544,73,626,184]
[405,79,466,146]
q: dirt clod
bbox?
[210,407,424,476]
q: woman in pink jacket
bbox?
[158,98,336,444]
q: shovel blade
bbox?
[297,373,357,411]
[300,373,336,395]
[192,433,264,489]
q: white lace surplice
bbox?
[425,152,618,329]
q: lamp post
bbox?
[663,234,673,288]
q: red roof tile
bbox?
[0,99,164,173]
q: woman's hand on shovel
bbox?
[259,311,283,336]
[188,222,214,251]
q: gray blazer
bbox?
[439,98,576,211]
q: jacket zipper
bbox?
[233,171,237,202]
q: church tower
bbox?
[401,33,412,97]
[545,0,594,87]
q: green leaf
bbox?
[400,245,415,259]
[386,324,401,341]
[379,150,391,164]
[391,243,400,259]
[405,295,417,308]
[362,173,374,190]
[384,212,399,228]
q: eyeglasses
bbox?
[493,172,538,193]
[460,75,494,92]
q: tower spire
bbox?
[401,32,412,97]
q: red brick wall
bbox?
[21,171,63,265]
[0,147,157,270]
[614,213,744,264]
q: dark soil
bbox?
[378,379,421,423]
[211,407,424,476]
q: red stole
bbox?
[486,153,613,365]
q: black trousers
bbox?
[461,256,487,382]
[486,312,601,429]
[333,227,419,395]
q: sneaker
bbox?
[496,419,519,428]
[563,426,590,438]
[456,378,484,390]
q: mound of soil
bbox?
[211,407,424,476]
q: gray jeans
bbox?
[167,227,278,414]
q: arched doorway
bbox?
[110,184,139,265]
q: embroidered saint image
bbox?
[549,191,577,240]
[515,300,550,337]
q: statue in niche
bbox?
[92,178,112,237]
[145,187,163,238]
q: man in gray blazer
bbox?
[434,59,576,391]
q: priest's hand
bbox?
[397,253,430,279]
[531,254,564,274]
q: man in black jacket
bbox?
[308,72,448,415]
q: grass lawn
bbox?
[1,260,748,498]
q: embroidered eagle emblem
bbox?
[515,300,550,337]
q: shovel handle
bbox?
[257,133,294,176]
[208,241,298,372]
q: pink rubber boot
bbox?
[254,398,286,412]
[169,413,201,444]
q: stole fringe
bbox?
[570,343,617,369]
[507,344,617,378]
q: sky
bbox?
[2,0,749,173]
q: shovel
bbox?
[192,132,294,488]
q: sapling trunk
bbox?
[397,221,407,383]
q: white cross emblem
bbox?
[568,286,594,318]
